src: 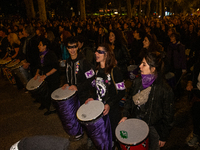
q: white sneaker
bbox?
[188,134,199,147]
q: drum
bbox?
[77,100,104,125]
[127,65,139,80]
[26,76,48,96]
[77,100,112,150]
[6,59,20,68]
[115,118,149,150]
[10,135,70,150]
[11,62,31,87]
[0,58,12,66]
[51,87,83,137]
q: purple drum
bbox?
[77,100,112,150]
[51,87,83,138]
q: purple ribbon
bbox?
[40,50,48,64]
[84,115,112,150]
[53,94,83,136]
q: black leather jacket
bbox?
[123,76,174,141]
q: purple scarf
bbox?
[40,50,48,64]
[141,74,156,89]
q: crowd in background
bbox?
[1,15,200,149]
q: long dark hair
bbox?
[108,30,127,47]
[144,51,164,78]
[96,43,117,74]
[145,33,162,52]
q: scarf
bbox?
[141,74,156,89]
[40,50,48,64]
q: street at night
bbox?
[0,74,199,150]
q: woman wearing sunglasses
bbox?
[85,43,126,150]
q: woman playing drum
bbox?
[85,43,126,150]
[34,38,60,115]
[2,33,21,84]
[119,51,174,150]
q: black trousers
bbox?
[109,105,121,141]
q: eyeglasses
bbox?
[67,45,78,49]
[96,50,106,54]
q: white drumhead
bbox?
[26,77,43,91]
[51,87,76,100]
[77,100,104,122]
[115,118,149,145]
[11,63,23,70]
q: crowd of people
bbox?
[1,14,200,150]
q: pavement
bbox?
[0,73,200,150]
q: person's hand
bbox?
[159,140,166,147]
[119,117,127,124]
[39,75,46,82]
[103,104,110,116]
[62,84,69,90]
[68,85,78,91]
[186,81,193,91]
[34,74,39,80]
[23,62,30,69]
[85,98,94,104]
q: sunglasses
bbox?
[67,45,78,49]
[96,50,106,54]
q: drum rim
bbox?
[26,77,44,91]
[11,62,23,70]
[78,113,103,125]
[6,60,20,68]
[51,87,76,100]
[115,118,149,146]
[27,81,47,92]
[117,135,149,146]
[52,92,77,101]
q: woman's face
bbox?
[109,32,115,44]
[139,58,155,75]
[36,29,40,36]
[95,46,106,63]
[143,37,150,49]
[170,35,176,43]
[38,41,46,52]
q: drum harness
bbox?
[132,84,156,126]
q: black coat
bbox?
[65,53,95,105]
[113,44,131,78]
[123,77,174,141]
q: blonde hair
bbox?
[8,33,21,46]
